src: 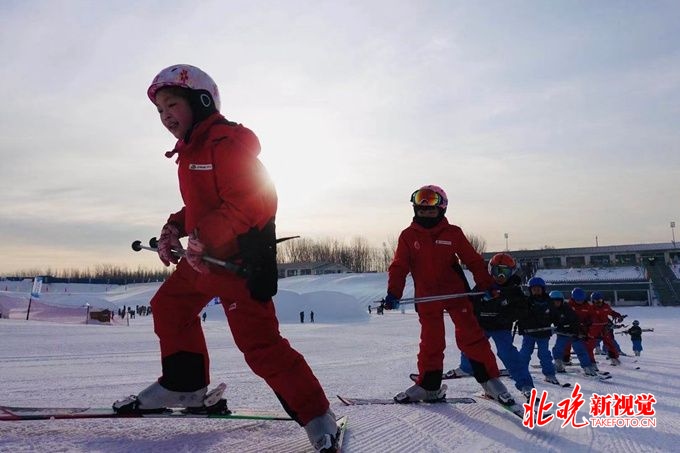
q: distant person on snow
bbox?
[112,64,338,452]
[621,320,648,356]
[383,185,514,405]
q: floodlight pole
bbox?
[672,221,676,247]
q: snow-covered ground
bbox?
[0,274,677,452]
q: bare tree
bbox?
[465,232,487,255]
[380,237,398,272]
[3,265,172,283]
[278,236,385,272]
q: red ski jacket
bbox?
[165,113,277,264]
[388,218,493,299]
[568,299,594,335]
[590,303,623,327]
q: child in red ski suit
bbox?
[113,64,338,452]
[588,291,625,365]
[384,185,514,405]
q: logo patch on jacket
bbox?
[435,240,452,245]
[189,164,213,170]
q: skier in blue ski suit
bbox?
[458,253,535,398]
[518,277,558,383]
[622,320,645,356]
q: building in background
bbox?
[277,261,351,278]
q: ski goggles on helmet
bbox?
[490,265,514,280]
[410,188,443,207]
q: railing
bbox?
[645,263,680,306]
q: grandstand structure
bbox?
[483,242,680,307]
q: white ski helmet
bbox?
[147,64,221,111]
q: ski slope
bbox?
[0,275,677,452]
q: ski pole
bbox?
[401,291,486,304]
[131,239,242,273]
[372,291,485,307]
[150,237,241,271]
[555,331,584,338]
[523,326,555,333]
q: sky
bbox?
[1,0,679,274]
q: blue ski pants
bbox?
[631,338,643,352]
[553,335,591,367]
[460,329,534,390]
[520,335,555,377]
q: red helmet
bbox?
[488,253,517,280]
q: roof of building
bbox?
[483,242,679,259]
[535,266,647,283]
[277,261,350,271]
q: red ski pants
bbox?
[150,260,329,425]
[587,325,620,361]
[415,298,500,384]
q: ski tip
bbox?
[336,395,352,406]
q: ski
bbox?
[544,378,571,388]
[568,369,612,380]
[531,364,610,376]
[477,393,525,420]
[0,405,293,421]
[530,364,612,381]
[563,364,611,376]
[573,370,613,381]
[410,368,509,382]
[336,395,476,406]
